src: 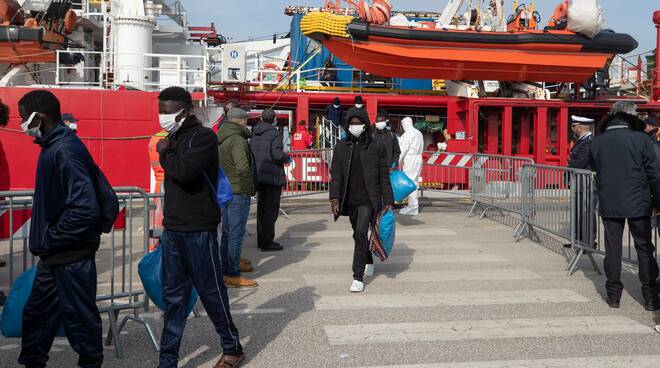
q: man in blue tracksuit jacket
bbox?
[17,90,103,368]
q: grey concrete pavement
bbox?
[1,197,660,367]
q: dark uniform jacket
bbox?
[591,113,660,219]
[568,132,593,170]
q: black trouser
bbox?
[160,230,242,368]
[602,217,660,303]
[19,255,103,368]
[257,185,283,248]
[349,204,374,282]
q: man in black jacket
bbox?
[372,109,401,169]
[330,109,394,293]
[591,101,660,311]
[156,87,244,368]
[250,109,291,252]
[17,90,103,368]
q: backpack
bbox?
[203,167,233,207]
[188,129,234,207]
[93,165,119,233]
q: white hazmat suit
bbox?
[398,117,424,215]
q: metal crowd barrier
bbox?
[511,165,601,274]
[0,187,159,359]
[282,148,333,199]
[467,154,535,234]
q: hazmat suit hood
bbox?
[401,117,415,132]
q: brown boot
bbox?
[239,262,253,273]
[214,353,245,368]
[240,258,252,265]
[224,276,258,288]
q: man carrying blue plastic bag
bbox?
[330,109,394,293]
[156,87,244,367]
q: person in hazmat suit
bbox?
[398,117,424,216]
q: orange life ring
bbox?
[258,63,282,82]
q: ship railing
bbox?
[247,66,419,93]
[249,69,301,91]
[55,50,208,94]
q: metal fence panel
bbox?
[0,187,158,358]
[282,148,333,198]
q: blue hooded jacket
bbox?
[29,124,101,265]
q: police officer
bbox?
[565,115,595,248]
[568,115,594,170]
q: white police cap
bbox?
[571,115,595,126]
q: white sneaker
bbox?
[364,264,374,277]
[350,280,365,293]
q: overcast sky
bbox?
[185,1,658,56]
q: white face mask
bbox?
[333,104,340,108]
[348,124,365,137]
[355,104,363,109]
[159,109,185,133]
[21,112,42,139]
[375,121,387,130]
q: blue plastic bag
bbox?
[390,170,417,202]
[138,246,199,314]
[379,209,397,256]
[1,268,64,337]
[203,168,233,207]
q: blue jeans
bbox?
[159,230,242,367]
[220,194,251,277]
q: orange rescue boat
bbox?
[302,14,638,82]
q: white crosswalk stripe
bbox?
[314,289,589,310]
[354,355,660,368]
[324,316,653,345]
[304,268,543,285]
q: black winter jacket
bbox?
[30,124,101,265]
[591,113,660,219]
[372,129,401,168]
[250,121,290,187]
[159,116,220,232]
[330,118,394,219]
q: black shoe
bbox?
[0,291,6,306]
[261,244,284,252]
[606,298,620,309]
[644,300,660,311]
[562,243,572,249]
